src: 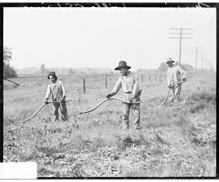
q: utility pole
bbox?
[198,55,205,73]
[169,28,193,66]
[199,56,205,70]
[191,47,203,75]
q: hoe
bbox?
[157,77,191,107]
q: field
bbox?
[3,71,216,178]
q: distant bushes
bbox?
[181,63,194,72]
[4,46,18,78]
[158,62,194,72]
[4,64,18,78]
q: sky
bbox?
[4,5,216,71]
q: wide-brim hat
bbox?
[47,71,57,80]
[166,57,175,64]
[114,61,131,70]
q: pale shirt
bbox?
[110,71,140,98]
[167,65,187,86]
[45,80,66,101]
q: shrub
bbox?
[4,65,18,78]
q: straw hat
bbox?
[166,57,175,64]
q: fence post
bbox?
[141,74,143,83]
[83,76,86,94]
[104,75,107,88]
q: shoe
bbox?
[135,127,141,131]
[62,115,70,122]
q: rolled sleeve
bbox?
[166,70,171,86]
[45,85,51,99]
[110,78,122,95]
[132,74,139,97]
[60,81,66,96]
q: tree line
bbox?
[3,46,17,78]
[3,46,196,78]
[158,62,194,72]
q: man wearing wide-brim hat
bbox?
[106,61,141,130]
[166,57,187,104]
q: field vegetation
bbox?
[3,71,216,177]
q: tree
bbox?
[4,65,17,78]
[69,68,75,74]
[181,63,194,71]
[158,62,168,72]
[40,64,46,73]
[3,46,17,78]
[4,47,12,67]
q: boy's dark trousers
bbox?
[52,99,68,121]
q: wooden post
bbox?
[83,76,86,94]
[141,74,143,82]
[104,75,107,88]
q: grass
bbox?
[3,71,216,177]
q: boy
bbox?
[44,71,68,121]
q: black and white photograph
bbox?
[2,2,217,179]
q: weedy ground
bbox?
[3,71,216,177]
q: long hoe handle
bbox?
[21,100,72,124]
[3,78,20,86]
[79,97,140,114]
[158,88,171,107]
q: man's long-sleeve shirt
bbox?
[110,72,140,98]
[45,80,66,101]
[167,65,187,87]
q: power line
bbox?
[190,47,203,75]
[170,37,192,39]
[170,33,193,34]
[169,27,193,66]
[170,28,193,30]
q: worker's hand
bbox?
[106,93,113,98]
[183,78,187,82]
[129,95,135,103]
[44,99,49,104]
